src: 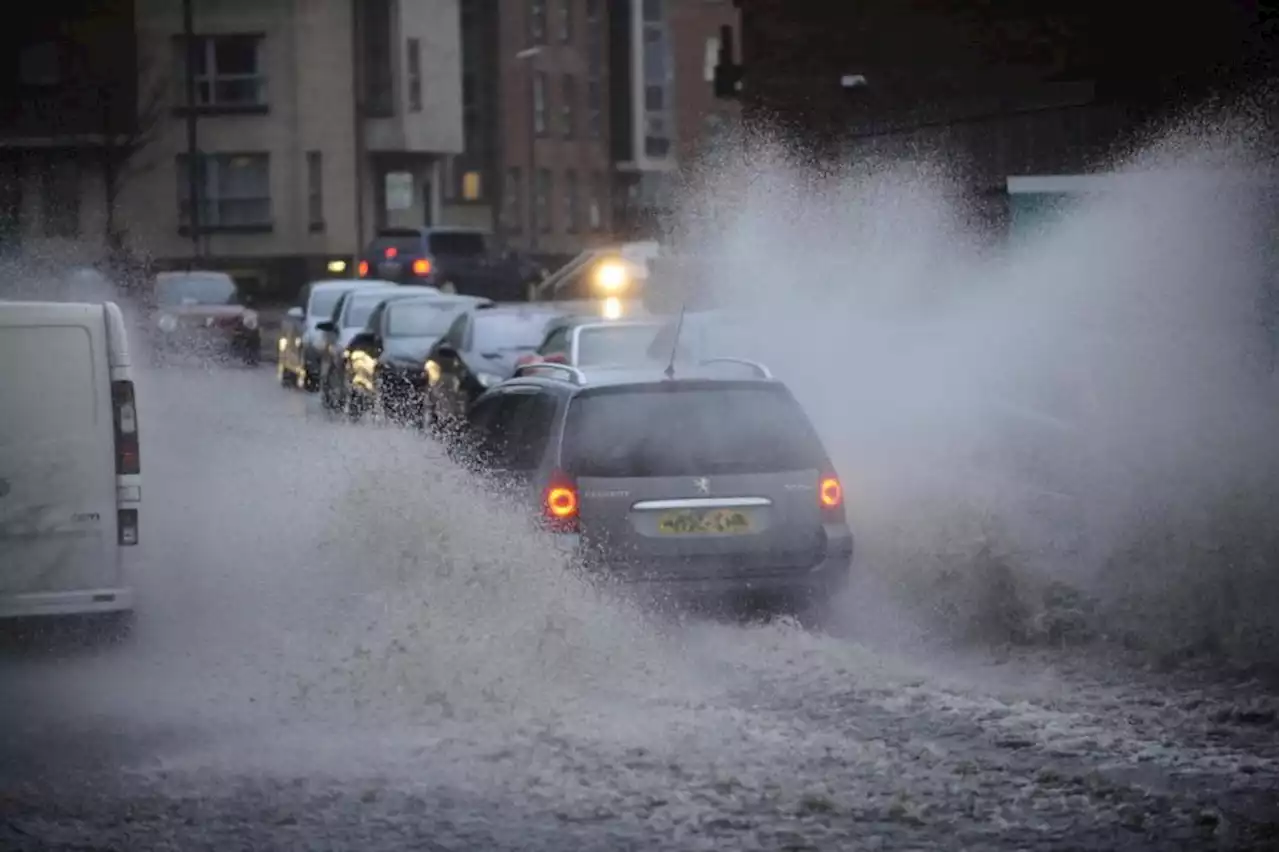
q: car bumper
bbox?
[556,533,854,602]
[0,587,135,619]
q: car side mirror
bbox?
[286,306,305,321]
[348,331,378,351]
[315,320,336,334]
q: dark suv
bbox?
[357,227,531,301]
[460,359,854,619]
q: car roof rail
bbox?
[513,362,587,385]
[698,357,773,379]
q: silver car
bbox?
[277,278,395,391]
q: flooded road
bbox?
[0,367,1274,851]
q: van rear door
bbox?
[0,305,119,598]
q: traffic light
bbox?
[712,24,742,99]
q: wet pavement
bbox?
[0,367,1274,852]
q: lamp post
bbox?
[182,0,202,262]
[515,46,542,255]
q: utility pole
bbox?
[515,47,542,255]
[182,0,202,262]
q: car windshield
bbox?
[386,303,457,337]
[343,293,397,328]
[155,273,237,306]
[576,324,663,366]
[563,384,827,477]
[428,231,486,256]
[307,289,346,318]
[473,312,556,353]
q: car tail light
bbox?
[819,473,844,521]
[384,246,398,259]
[543,470,579,533]
[542,352,568,364]
[412,258,432,276]
[515,353,541,368]
[111,380,140,475]
[118,508,139,546]
[358,260,369,277]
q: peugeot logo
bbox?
[692,477,710,495]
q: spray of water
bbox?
[662,109,1277,663]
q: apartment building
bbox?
[0,0,138,269]
[118,0,464,299]
[607,0,738,238]
[493,0,616,264]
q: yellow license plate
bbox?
[656,508,753,535]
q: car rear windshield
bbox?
[386,303,457,337]
[155,273,237,306]
[577,324,663,366]
[473,312,555,353]
[428,231,486,256]
[563,384,828,477]
[369,231,423,255]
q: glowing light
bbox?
[327,259,348,274]
[594,260,628,292]
[601,296,623,319]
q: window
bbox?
[40,158,79,238]
[586,0,603,74]
[586,79,602,139]
[642,0,663,22]
[19,41,61,87]
[561,74,576,138]
[360,0,394,116]
[557,0,573,43]
[503,167,523,232]
[644,84,664,111]
[563,386,827,478]
[471,392,557,474]
[176,34,266,109]
[564,170,578,232]
[590,171,605,230]
[533,72,548,135]
[529,0,547,44]
[176,153,272,230]
[535,169,552,233]
[538,326,572,357]
[461,171,482,201]
[306,151,323,231]
[406,38,423,112]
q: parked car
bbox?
[277,278,395,391]
[357,227,534,302]
[343,294,493,424]
[315,284,440,413]
[461,358,853,622]
[0,300,140,635]
[518,315,666,370]
[422,303,568,433]
[145,270,260,366]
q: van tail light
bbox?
[111,380,140,475]
[357,260,369,277]
[412,258,432,276]
[819,473,844,521]
[543,470,579,533]
[118,508,139,546]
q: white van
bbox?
[0,301,139,625]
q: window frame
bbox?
[173,33,268,114]
[176,152,273,234]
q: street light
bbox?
[515,47,543,254]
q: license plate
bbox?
[656,508,753,535]
[378,261,403,277]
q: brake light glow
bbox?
[111,380,140,475]
[819,474,843,513]
[357,260,369,277]
[543,470,579,532]
[384,246,398,259]
[412,258,431,276]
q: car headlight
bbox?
[477,372,503,388]
[157,313,178,332]
[241,311,259,330]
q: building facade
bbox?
[0,0,140,271]
[494,0,616,265]
[117,0,463,300]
